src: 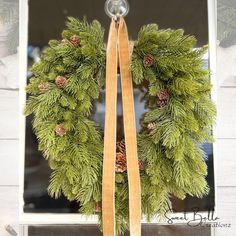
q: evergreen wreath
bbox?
[24,17,216,235]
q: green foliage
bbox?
[132,23,216,229]
[24,17,105,222]
[25,18,216,235]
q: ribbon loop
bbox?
[102,19,118,236]
[102,17,141,236]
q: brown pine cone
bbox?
[143,55,155,67]
[38,82,49,92]
[115,152,127,173]
[116,139,126,154]
[139,160,145,171]
[55,76,67,88]
[95,202,102,213]
[157,99,168,108]
[70,35,81,45]
[157,89,170,108]
[157,89,170,101]
[55,124,67,137]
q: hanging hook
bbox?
[104,0,129,19]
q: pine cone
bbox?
[55,76,67,88]
[147,122,156,130]
[95,202,102,213]
[38,82,49,92]
[139,160,145,171]
[143,55,155,67]
[157,99,168,108]
[70,35,81,45]
[117,139,126,154]
[115,152,127,173]
[157,89,169,101]
[157,89,170,108]
[55,124,67,137]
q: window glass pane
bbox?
[24,0,214,215]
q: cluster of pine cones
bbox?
[116,139,145,173]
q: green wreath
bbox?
[24,18,216,235]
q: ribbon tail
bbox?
[118,17,142,236]
[102,19,118,236]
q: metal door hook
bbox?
[105,0,129,19]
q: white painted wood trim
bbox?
[0,90,19,139]
[20,211,217,225]
[216,139,236,186]
[19,0,28,221]
[19,0,218,226]
[0,140,19,185]
[19,225,28,236]
[207,0,218,217]
[0,186,19,235]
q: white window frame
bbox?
[19,0,218,229]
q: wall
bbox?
[214,0,236,235]
[0,1,19,235]
[214,56,236,235]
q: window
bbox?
[19,0,217,233]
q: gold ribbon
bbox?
[102,17,141,236]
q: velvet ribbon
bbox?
[102,17,141,236]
